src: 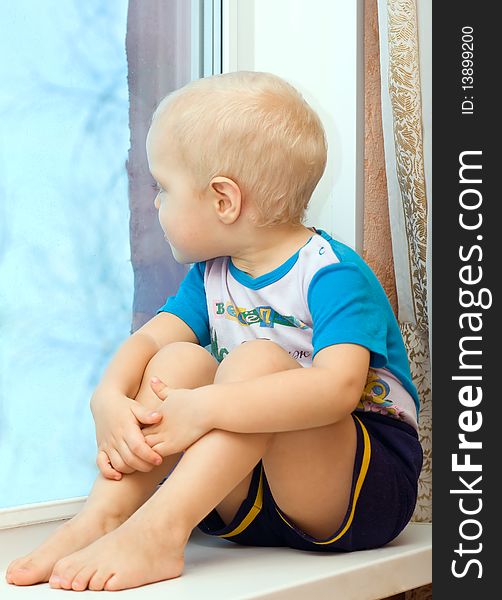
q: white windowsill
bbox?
[0,496,88,531]
[1,509,431,599]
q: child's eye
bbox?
[151,182,162,192]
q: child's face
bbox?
[146,121,215,264]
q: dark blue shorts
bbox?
[196,411,423,552]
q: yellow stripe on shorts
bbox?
[219,466,264,538]
[275,414,372,545]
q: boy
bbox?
[6,71,423,591]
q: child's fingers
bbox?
[140,423,157,435]
[126,431,163,465]
[96,450,122,480]
[108,446,135,474]
[130,403,163,426]
[149,377,170,401]
[151,441,170,455]
[144,433,163,447]
[113,438,158,472]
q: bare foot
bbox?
[5,509,125,586]
[48,510,188,591]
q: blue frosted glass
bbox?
[0,0,133,508]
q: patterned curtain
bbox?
[365,0,432,528]
[365,2,431,597]
[377,0,431,525]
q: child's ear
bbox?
[210,176,242,225]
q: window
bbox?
[0,0,221,511]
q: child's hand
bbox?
[91,392,164,480]
[141,377,212,456]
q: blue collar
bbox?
[228,229,326,290]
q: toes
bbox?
[89,569,113,592]
[104,573,121,591]
[50,558,77,590]
[5,559,21,582]
[49,559,63,587]
[5,558,42,586]
[48,574,62,589]
[71,566,97,591]
[6,557,22,575]
[6,565,28,585]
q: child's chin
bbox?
[169,245,194,265]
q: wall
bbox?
[223,0,364,251]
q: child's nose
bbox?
[154,194,160,209]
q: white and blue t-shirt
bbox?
[157,227,420,430]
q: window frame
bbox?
[0,0,220,529]
[0,0,364,529]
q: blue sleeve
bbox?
[307,263,388,367]
[156,262,210,347]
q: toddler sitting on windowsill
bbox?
[6,70,422,591]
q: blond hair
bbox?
[151,71,327,228]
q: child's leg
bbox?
[43,343,297,592]
[49,428,274,591]
[5,342,218,587]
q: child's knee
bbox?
[145,342,218,388]
[214,339,301,383]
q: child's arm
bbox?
[198,343,369,434]
[90,311,199,478]
[92,311,198,400]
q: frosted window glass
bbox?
[0,0,133,508]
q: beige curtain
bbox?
[378,0,431,525]
[364,0,432,525]
[365,2,431,598]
